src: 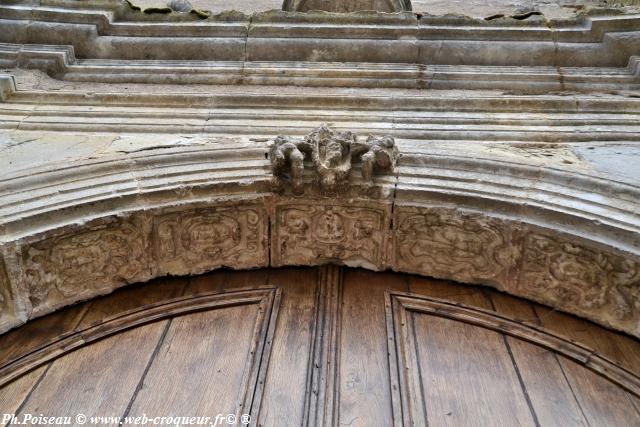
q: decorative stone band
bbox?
[1,195,639,337]
[0,196,640,336]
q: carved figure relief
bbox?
[274,204,387,268]
[23,219,149,311]
[153,206,267,274]
[269,125,399,193]
[520,234,640,321]
[395,208,517,286]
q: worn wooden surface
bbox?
[1,267,639,426]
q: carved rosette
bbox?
[22,218,151,314]
[272,203,389,269]
[394,207,520,288]
[519,233,640,323]
[153,205,267,275]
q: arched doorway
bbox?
[2,267,639,426]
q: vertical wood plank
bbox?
[533,305,640,425]
[338,270,407,427]
[560,358,640,426]
[0,366,47,414]
[17,321,168,421]
[125,304,260,418]
[488,292,588,426]
[258,268,317,426]
[304,265,342,427]
[410,312,536,427]
[407,278,536,427]
[533,305,640,376]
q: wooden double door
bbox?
[1,266,640,426]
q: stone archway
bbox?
[1,122,638,338]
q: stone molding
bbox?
[1,4,640,67]
[1,192,639,337]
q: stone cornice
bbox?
[1,3,640,66]
[1,43,639,92]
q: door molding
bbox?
[0,286,282,425]
[385,291,640,426]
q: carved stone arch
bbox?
[1,125,639,338]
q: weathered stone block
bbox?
[152,204,268,275]
[0,256,21,332]
[21,215,153,316]
[517,231,640,333]
[272,201,391,270]
[393,206,522,290]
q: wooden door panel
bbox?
[259,269,318,425]
[501,337,588,426]
[386,292,640,427]
[126,289,280,422]
[337,269,408,427]
[560,359,640,426]
[17,321,168,422]
[387,295,535,427]
[127,305,259,418]
[1,267,640,427]
[0,366,46,415]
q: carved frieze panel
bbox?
[519,233,640,325]
[22,217,152,315]
[152,205,268,275]
[394,206,520,289]
[272,202,390,269]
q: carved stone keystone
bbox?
[269,125,399,193]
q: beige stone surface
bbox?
[393,206,522,291]
[0,258,11,328]
[272,200,393,270]
[21,215,155,316]
[129,0,640,18]
[152,203,269,276]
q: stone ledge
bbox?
[1,43,639,92]
[1,4,640,66]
